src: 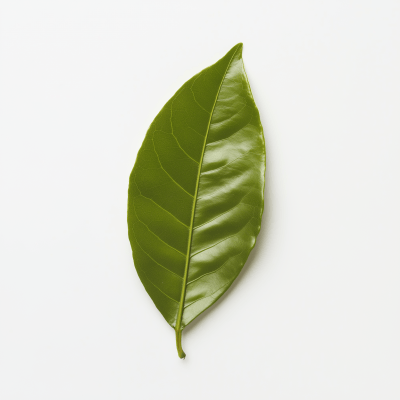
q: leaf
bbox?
[127,43,266,358]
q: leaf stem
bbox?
[175,329,186,359]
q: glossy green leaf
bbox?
[127,43,265,358]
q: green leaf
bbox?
[127,43,266,358]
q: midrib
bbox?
[174,46,241,354]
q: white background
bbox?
[1,0,399,399]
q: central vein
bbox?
[174,46,240,358]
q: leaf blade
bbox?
[127,43,265,357]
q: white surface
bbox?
[1,0,399,399]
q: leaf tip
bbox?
[234,42,243,52]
